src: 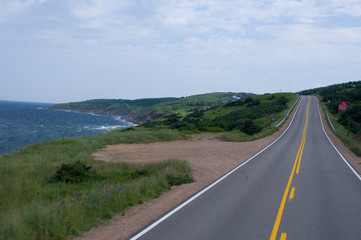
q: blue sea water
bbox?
[0,100,134,155]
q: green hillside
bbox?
[50,92,253,124]
[143,93,297,137]
[300,80,361,156]
[300,81,361,137]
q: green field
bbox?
[0,128,192,239]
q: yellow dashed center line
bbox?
[289,187,295,200]
[280,232,287,240]
[269,97,310,240]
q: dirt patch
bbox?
[75,98,360,240]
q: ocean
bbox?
[0,100,134,155]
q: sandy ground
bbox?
[76,98,361,240]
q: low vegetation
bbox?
[143,93,297,139]
[300,81,361,156]
[0,128,192,239]
[50,92,254,124]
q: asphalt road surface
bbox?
[131,96,361,240]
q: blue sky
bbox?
[1,0,361,103]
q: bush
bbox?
[51,161,102,183]
[242,119,261,135]
[167,173,194,186]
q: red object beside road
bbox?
[338,101,350,111]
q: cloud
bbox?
[325,0,361,17]
[0,0,46,22]
[70,0,130,19]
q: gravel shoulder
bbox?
[75,97,360,240]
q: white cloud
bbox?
[0,1,30,21]
[324,0,361,17]
[70,0,131,19]
[0,0,46,22]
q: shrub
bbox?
[50,161,102,183]
[166,173,194,186]
[242,119,261,135]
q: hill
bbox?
[49,92,254,124]
[299,80,361,156]
[143,93,297,137]
[300,81,361,137]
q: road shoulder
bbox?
[316,97,361,175]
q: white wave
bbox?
[84,125,126,131]
[97,125,124,131]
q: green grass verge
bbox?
[0,127,192,239]
[143,93,298,137]
[216,94,299,142]
[319,97,361,157]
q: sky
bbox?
[1,0,361,103]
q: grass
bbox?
[216,94,299,142]
[319,97,361,157]
[216,127,277,142]
[0,127,192,239]
[146,93,298,137]
[52,92,254,124]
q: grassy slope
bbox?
[319,100,361,157]
[154,92,252,115]
[213,93,298,141]
[0,128,192,239]
[50,92,254,124]
[145,93,297,139]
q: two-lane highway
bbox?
[131,96,361,240]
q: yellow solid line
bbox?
[296,132,306,174]
[296,136,305,174]
[269,149,298,240]
[269,97,310,240]
[289,187,295,199]
[296,97,310,174]
[280,232,287,240]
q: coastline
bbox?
[0,102,133,155]
[48,104,156,125]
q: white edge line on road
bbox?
[316,97,361,181]
[129,97,304,240]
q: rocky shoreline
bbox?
[48,104,169,125]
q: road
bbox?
[130,96,361,240]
